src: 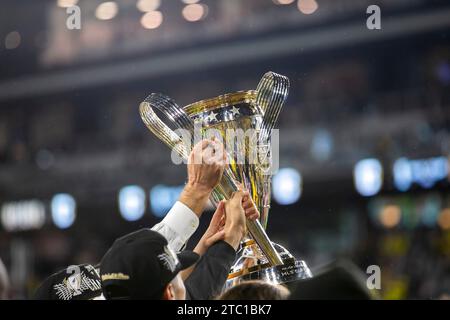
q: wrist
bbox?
[185,181,213,197]
[224,224,245,250]
[225,222,245,236]
[179,183,212,217]
[193,237,208,256]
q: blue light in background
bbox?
[272,168,302,205]
[150,184,184,217]
[393,156,448,191]
[410,156,448,189]
[421,194,441,227]
[310,129,333,162]
[353,158,383,197]
[118,185,146,221]
[51,193,76,229]
[436,62,450,85]
[393,157,413,192]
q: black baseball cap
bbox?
[100,228,199,300]
[289,260,376,300]
[34,264,102,300]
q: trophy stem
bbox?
[218,169,284,267]
[246,219,283,266]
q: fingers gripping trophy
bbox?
[139,72,312,287]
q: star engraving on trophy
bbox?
[230,106,240,116]
[207,111,218,122]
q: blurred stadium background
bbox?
[0,0,449,299]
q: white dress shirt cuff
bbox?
[151,201,199,251]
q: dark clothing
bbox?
[185,240,236,300]
[100,228,199,300]
[289,260,375,300]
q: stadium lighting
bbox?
[421,194,441,227]
[297,0,318,14]
[118,185,146,221]
[136,0,160,12]
[379,205,401,228]
[310,129,333,161]
[393,158,413,192]
[150,185,184,217]
[393,156,448,191]
[273,0,295,5]
[1,200,46,232]
[353,158,383,197]
[438,208,450,230]
[51,194,76,229]
[272,168,302,205]
[436,62,450,85]
[410,156,448,189]
[5,31,21,50]
[141,11,163,29]
[95,2,118,20]
[57,0,78,8]
[182,4,208,22]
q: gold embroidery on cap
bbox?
[101,273,130,281]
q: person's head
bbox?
[100,229,198,300]
[289,260,375,300]
[34,264,102,300]
[163,273,186,300]
[0,258,10,300]
[218,280,290,300]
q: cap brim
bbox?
[177,251,199,270]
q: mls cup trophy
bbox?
[139,72,312,287]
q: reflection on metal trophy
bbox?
[139,71,312,287]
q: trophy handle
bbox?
[139,93,194,160]
[255,71,289,235]
[256,71,290,143]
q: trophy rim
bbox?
[183,90,257,115]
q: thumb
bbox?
[210,201,225,226]
[216,200,225,212]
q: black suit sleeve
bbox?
[184,240,236,300]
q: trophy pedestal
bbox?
[225,240,312,288]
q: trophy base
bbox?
[225,240,313,289]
